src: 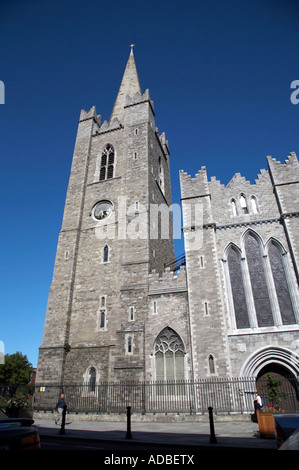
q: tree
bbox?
[0,352,33,384]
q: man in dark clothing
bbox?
[54,393,66,425]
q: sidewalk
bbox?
[34,417,277,450]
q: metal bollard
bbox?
[59,404,67,435]
[208,406,217,444]
[126,406,132,439]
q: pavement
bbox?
[34,417,278,450]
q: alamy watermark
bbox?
[94,197,203,251]
[290,80,299,104]
[0,81,5,104]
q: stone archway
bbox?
[240,346,299,411]
[240,346,299,378]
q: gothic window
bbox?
[227,245,250,328]
[226,231,298,331]
[240,194,249,214]
[208,355,215,374]
[268,241,296,325]
[89,367,96,392]
[158,156,165,194]
[245,232,273,327]
[129,306,135,321]
[251,196,259,214]
[100,311,105,329]
[231,199,238,216]
[103,244,109,263]
[100,144,115,181]
[154,327,185,385]
[98,296,107,330]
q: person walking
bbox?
[54,393,66,425]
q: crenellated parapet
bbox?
[125,88,154,111]
[267,152,299,185]
[79,106,101,128]
[179,166,209,199]
[148,266,187,295]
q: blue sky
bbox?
[1,0,299,368]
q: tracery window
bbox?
[227,245,249,328]
[225,231,298,331]
[100,144,115,181]
[154,327,185,389]
[245,233,273,327]
[268,241,296,325]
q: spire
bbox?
[109,46,142,123]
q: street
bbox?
[40,435,200,451]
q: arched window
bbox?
[154,327,185,383]
[240,194,249,214]
[245,232,273,327]
[231,199,238,216]
[227,245,249,329]
[208,355,215,374]
[158,156,165,194]
[103,245,109,263]
[225,231,298,331]
[268,241,296,325]
[89,367,96,392]
[100,144,115,181]
[100,311,105,329]
[127,336,132,354]
[251,196,259,214]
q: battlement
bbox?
[149,266,187,295]
[267,152,299,185]
[79,106,101,127]
[179,167,209,199]
[125,88,154,111]
[95,117,122,135]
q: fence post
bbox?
[126,406,132,439]
[59,405,67,435]
[208,406,217,444]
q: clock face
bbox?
[93,201,113,220]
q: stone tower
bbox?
[36,48,175,385]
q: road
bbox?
[40,435,200,452]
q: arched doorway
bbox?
[240,346,299,411]
[256,363,298,411]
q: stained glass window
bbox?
[227,246,250,328]
[245,233,273,327]
[268,242,295,325]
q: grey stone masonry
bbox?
[36,49,299,391]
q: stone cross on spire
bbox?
[109,46,142,123]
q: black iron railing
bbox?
[29,377,299,414]
[1,377,298,415]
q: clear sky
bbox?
[1,0,299,368]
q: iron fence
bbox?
[1,377,298,416]
[30,376,299,415]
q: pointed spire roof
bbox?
[109,46,142,123]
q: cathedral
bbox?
[36,48,299,388]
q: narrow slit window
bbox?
[103,245,109,263]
